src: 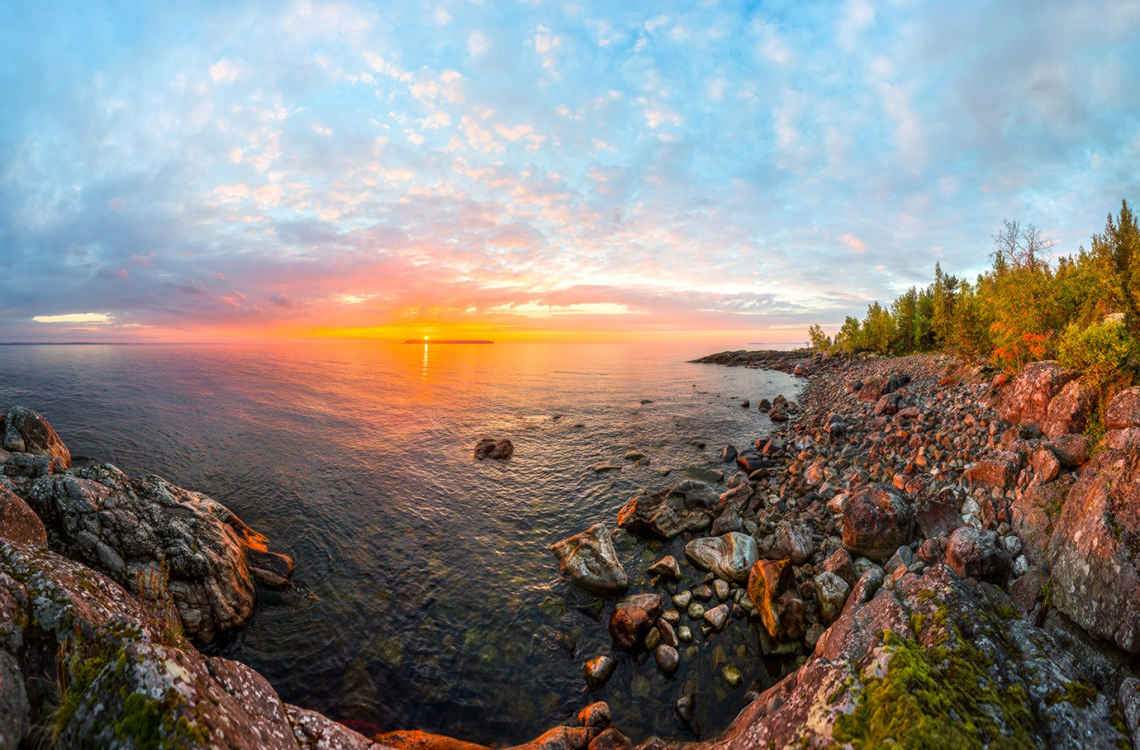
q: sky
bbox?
[1,0,1139,343]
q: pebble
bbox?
[584,655,616,690]
[673,591,693,609]
[655,644,679,675]
[714,579,730,601]
[688,602,706,620]
[678,625,693,643]
[722,665,744,688]
[704,603,730,630]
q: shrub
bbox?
[1057,318,1139,387]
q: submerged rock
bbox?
[550,524,628,596]
[608,594,662,651]
[584,655,616,690]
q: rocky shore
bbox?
[5,345,1140,748]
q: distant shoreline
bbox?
[402,339,494,344]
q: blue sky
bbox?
[2,0,1139,341]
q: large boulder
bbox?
[963,451,1022,491]
[10,463,293,643]
[841,484,914,562]
[997,361,1076,427]
[0,407,71,468]
[1106,387,1140,429]
[684,532,759,583]
[857,372,909,403]
[1047,434,1091,469]
[615,487,712,539]
[713,565,1127,748]
[608,593,661,651]
[1042,380,1096,438]
[1048,448,1140,653]
[945,527,1012,586]
[1011,477,1074,568]
[549,524,628,596]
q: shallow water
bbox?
[0,340,802,743]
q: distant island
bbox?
[403,339,494,344]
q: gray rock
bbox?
[655,644,679,675]
[550,524,628,596]
[704,603,730,630]
[946,527,1012,586]
[0,407,71,467]
[647,554,681,580]
[684,532,759,582]
[814,571,850,624]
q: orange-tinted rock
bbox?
[747,558,803,640]
[964,451,1022,490]
[945,527,1012,586]
[841,483,914,562]
[473,438,513,459]
[0,407,71,468]
[0,481,46,545]
[1043,379,1095,437]
[997,361,1076,427]
[608,594,661,651]
[1106,387,1140,429]
[375,730,491,750]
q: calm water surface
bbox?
[0,341,801,743]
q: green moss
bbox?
[1045,680,1098,709]
[909,612,928,635]
[833,631,1036,749]
[112,688,209,748]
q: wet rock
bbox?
[713,578,730,601]
[658,620,679,648]
[684,532,759,582]
[747,559,804,641]
[814,571,850,624]
[704,603,730,630]
[964,451,1022,490]
[672,590,692,608]
[623,450,645,462]
[0,481,46,546]
[588,728,629,750]
[647,555,681,580]
[616,487,711,539]
[768,405,788,422]
[1043,379,1095,437]
[474,438,514,460]
[1049,448,1140,653]
[0,406,71,467]
[1106,387,1140,429]
[997,360,1076,427]
[945,526,1012,586]
[584,655,616,690]
[378,731,491,750]
[655,644,679,675]
[608,593,662,651]
[841,483,915,562]
[720,445,738,463]
[550,524,628,596]
[735,452,765,475]
[722,665,744,688]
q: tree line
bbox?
[808,200,1139,397]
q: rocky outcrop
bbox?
[1048,448,1140,653]
[550,524,628,596]
[1106,387,1140,429]
[841,484,914,562]
[1042,379,1095,437]
[1,406,72,467]
[997,361,1076,427]
[0,481,46,546]
[706,565,1127,749]
[0,407,292,644]
[0,539,386,749]
[10,462,293,643]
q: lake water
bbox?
[0,340,801,744]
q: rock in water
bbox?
[549,524,628,596]
[655,644,679,675]
[647,555,681,580]
[13,463,293,643]
[584,655,616,689]
[1049,448,1140,652]
[684,532,759,582]
[473,438,513,460]
[841,483,915,562]
[0,406,71,467]
[609,594,662,651]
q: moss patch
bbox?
[1045,681,1098,709]
[833,631,1036,749]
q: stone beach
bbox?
[4,346,1140,747]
